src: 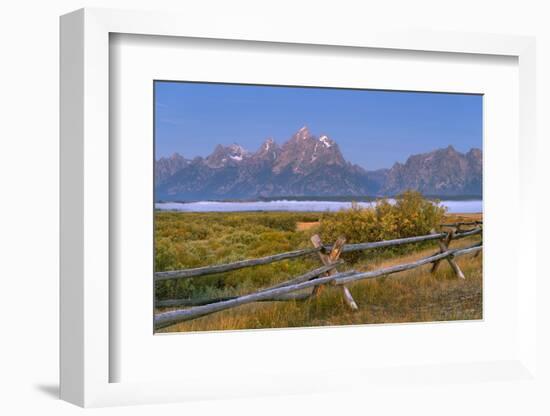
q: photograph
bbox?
[153,81,483,333]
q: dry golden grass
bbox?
[157,232,482,333]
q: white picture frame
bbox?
[60,7,538,408]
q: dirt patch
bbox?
[443,212,483,223]
[296,221,320,231]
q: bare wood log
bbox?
[154,244,482,328]
[156,292,313,308]
[261,292,313,302]
[341,286,358,309]
[339,233,446,253]
[311,235,358,310]
[443,233,467,280]
[311,235,330,277]
[310,235,345,296]
[334,244,482,286]
[469,239,483,258]
[324,228,480,254]
[428,229,465,279]
[269,268,357,294]
[334,228,478,252]
[156,265,355,308]
[329,237,346,262]
[154,269,356,329]
[157,296,234,308]
[451,245,482,256]
[268,261,344,289]
[430,229,454,273]
[154,246,320,281]
[453,228,482,239]
[440,221,483,227]
[447,253,466,279]
[474,242,482,257]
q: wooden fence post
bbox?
[430,229,465,279]
[310,234,342,296]
[311,234,358,310]
[430,229,452,274]
[474,226,483,258]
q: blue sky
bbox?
[155,81,482,170]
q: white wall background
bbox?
[0,1,548,415]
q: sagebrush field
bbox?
[154,192,483,332]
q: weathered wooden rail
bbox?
[441,220,482,228]
[154,247,320,281]
[155,227,482,282]
[155,243,481,329]
[154,221,483,330]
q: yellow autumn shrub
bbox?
[319,191,447,253]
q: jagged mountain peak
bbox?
[168,152,186,160]
[228,143,248,154]
[252,138,281,163]
[206,142,249,167]
[259,137,277,149]
[273,128,345,174]
[293,125,313,141]
[155,152,191,184]
[440,145,460,156]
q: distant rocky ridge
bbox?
[380,146,482,197]
[155,126,482,201]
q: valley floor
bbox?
[155,211,483,333]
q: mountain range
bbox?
[155,126,482,201]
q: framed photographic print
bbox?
[60,7,538,408]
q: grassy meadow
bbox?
[154,192,482,333]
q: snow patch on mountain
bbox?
[319,135,332,148]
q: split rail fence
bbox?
[154,222,482,330]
